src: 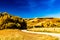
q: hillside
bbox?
[26,18,60,28]
[0,12,59,40]
[0,12,60,29]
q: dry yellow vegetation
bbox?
[26,18,60,29]
[27,28,60,33]
[0,29,58,40]
[0,12,60,40]
[1,12,60,29]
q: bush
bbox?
[0,12,27,29]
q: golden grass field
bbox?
[27,28,60,33]
[0,29,58,40]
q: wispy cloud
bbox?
[44,13,60,18]
[50,0,55,3]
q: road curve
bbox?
[21,30,60,40]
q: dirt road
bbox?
[22,30,60,40]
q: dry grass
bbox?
[27,28,60,33]
[0,29,58,40]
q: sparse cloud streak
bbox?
[44,13,60,18]
[0,0,60,18]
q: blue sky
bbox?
[0,0,60,18]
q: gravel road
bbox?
[22,30,60,40]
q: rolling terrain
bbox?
[0,12,60,40]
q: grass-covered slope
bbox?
[26,17,60,29]
[0,12,59,40]
[27,28,60,33]
[0,29,58,40]
[1,12,60,29]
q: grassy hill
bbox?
[0,12,60,29]
[0,12,60,40]
[26,17,60,28]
